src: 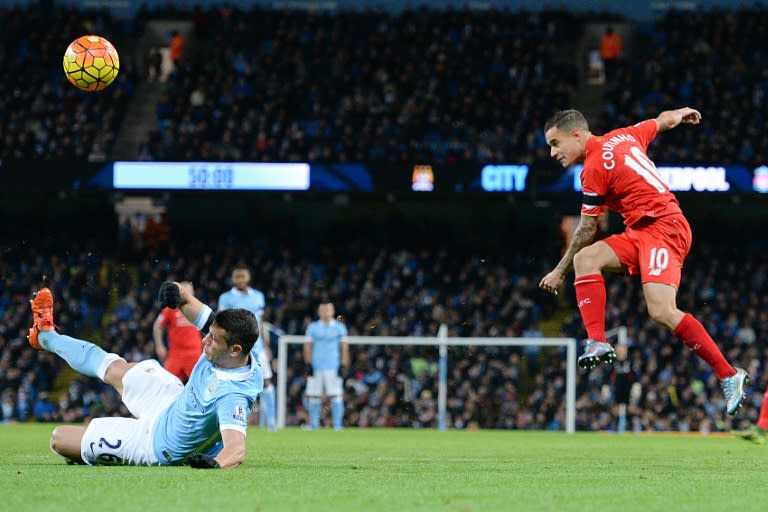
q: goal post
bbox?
[275,326,578,433]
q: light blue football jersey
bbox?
[152,310,263,465]
[305,319,348,371]
[218,287,265,353]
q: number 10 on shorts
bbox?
[648,247,669,276]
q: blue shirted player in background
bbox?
[304,300,349,430]
[218,265,275,432]
[28,282,262,468]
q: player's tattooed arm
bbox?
[555,215,598,274]
[540,215,598,295]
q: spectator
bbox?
[598,26,622,83]
[33,392,57,422]
[169,30,184,69]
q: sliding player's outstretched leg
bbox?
[28,287,123,380]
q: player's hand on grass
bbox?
[158,281,182,309]
[539,269,564,295]
[186,453,220,469]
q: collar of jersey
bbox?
[230,287,253,296]
[212,353,257,381]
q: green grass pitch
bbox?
[1,424,764,512]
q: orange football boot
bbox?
[28,288,55,349]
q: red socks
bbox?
[673,313,735,380]
[574,275,736,381]
[574,273,606,342]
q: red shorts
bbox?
[602,213,692,287]
[164,356,200,384]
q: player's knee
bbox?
[50,427,61,453]
[573,247,597,273]
[103,359,132,391]
[50,426,68,455]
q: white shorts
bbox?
[306,370,342,397]
[80,360,184,466]
[258,348,272,380]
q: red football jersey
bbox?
[580,119,682,226]
[157,307,203,358]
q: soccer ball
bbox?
[63,35,120,92]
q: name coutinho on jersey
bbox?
[601,134,637,170]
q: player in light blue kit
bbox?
[218,265,275,432]
[304,300,349,430]
[27,282,263,468]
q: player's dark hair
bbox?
[544,109,589,133]
[213,309,258,354]
[232,264,250,274]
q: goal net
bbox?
[274,325,578,432]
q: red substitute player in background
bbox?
[153,282,202,383]
[538,107,749,416]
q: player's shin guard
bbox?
[261,385,276,431]
[331,397,344,429]
[673,313,735,379]
[38,330,118,380]
[308,398,321,429]
[574,273,607,342]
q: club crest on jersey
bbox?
[233,405,246,422]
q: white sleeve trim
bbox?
[220,424,247,436]
[194,305,213,330]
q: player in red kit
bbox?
[539,108,749,416]
[153,282,203,383]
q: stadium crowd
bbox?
[138,7,583,163]
[2,227,765,434]
[5,4,768,167]
[0,5,136,161]
[0,240,122,423]
[598,6,768,167]
[1,3,767,434]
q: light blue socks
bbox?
[331,397,344,429]
[260,385,276,431]
[39,330,117,381]
[308,398,321,429]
